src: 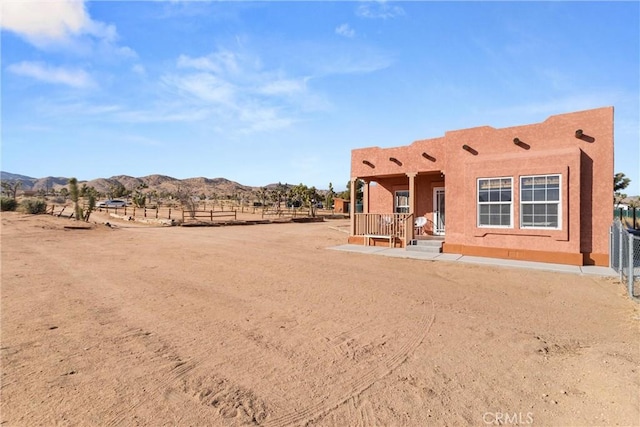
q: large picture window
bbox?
[394,190,409,213]
[520,174,561,229]
[477,177,512,227]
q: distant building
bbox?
[333,198,350,213]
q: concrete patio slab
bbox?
[432,253,464,262]
[456,255,581,274]
[328,245,617,277]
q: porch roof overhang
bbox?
[352,170,444,182]
[351,141,445,179]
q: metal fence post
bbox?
[619,224,624,281]
[629,233,635,297]
[609,225,613,268]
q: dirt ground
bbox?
[1,211,638,426]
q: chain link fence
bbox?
[610,220,640,299]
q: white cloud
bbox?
[115,46,138,59]
[177,50,247,77]
[168,50,305,132]
[1,0,136,57]
[7,61,95,88]
[161,66,298,132]
[316,51,393,75]
[164,44,391,133]
[238,106,295,133]
[177,54,223,73]
[35,100,123,117]
[357,2,405,19]
[336,23,355,38]
[2,0,91,43]
[162,73,236,105]
[258,78,307,96]
[117,108,212,124]
[132,64,146,76]
[75,104,122,115]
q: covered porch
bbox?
[348,171,446,248]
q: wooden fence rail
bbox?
[181,210,237,222]
[48,204,75,219]
[96,206,174,219]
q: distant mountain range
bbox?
[0,171,292,198]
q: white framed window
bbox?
[477,177,513,227]
[520,174,561,229]
[394,190,409,213]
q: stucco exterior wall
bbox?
[351,107,614,266]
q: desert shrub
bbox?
[132,191,146,208]
[1,197,18,211]
[20,198,48,214]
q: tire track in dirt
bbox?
[102,328,264,427]
[37,234,279,426]
[262,299,436,427]
[104,359,200,427]
[104,297,435,427]
[182,371,270,425]
[69,245,283,425]
[10,223,436,426]
[7,235,207,426]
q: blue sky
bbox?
[2,1,639,193]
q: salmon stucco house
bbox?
[347,107,613,266]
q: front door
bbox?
[433,187,445,235]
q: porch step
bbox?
[407,237,444,253]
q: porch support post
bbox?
[407,172,417,240]
[350,177,357,236]
[406,172,417,214]
[362,179,370,214]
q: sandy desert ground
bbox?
[1,211,638,426]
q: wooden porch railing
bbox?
[354,213,414,247]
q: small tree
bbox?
[307,186,320,217]
[287,185,300,209]
[1,180,22,200]
[67,178,95,221]
[132,191,146,208]
[151,190,158,204]
[69,178,83,221]
[84,191,96,221]
[339,179,363,202]
[325,182,335,210]
[253,187,268,210]
[269,183,288,210]
[291,183,320,217]
[107,181,128,199]
[614,172,631,207]
[174,185,197,218]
